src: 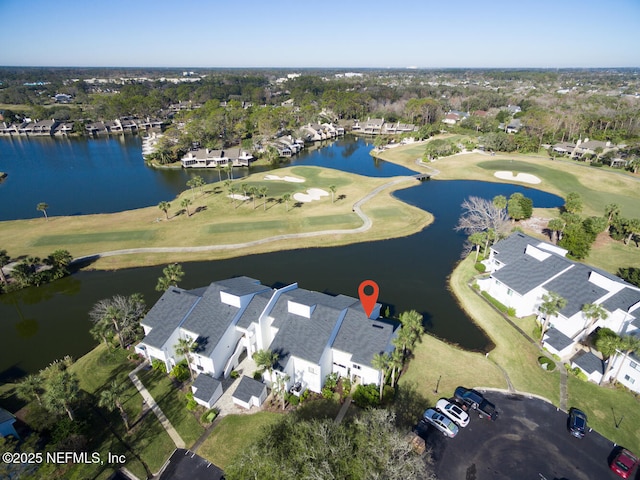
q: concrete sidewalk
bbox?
[129,362,186,449]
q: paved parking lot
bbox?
[416,391,631,480]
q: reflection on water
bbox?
[0,137,564,381]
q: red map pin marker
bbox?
[358,280,379,318]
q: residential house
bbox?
[180,148,254,168]
[0,408,18,439]
[135,277,400,398]
[352,118,385,135]
[478,232,640,390]
[442,110,469,126]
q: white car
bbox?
[422,408,459,438]
[436,399,470,428]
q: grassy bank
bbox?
[0,166,431,270]
[376,142,640,217]
[402,255,640,453]
[377,142,640,273]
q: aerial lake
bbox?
[0,136,563,381]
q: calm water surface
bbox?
[0,137,563,380]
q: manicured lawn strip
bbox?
[33,230,156,246]
[566,375,640,453]
[448,256,561,402]
[0,166,431,270]
[137,368,205,447]
[198,412,282,469]
[399,333,505,405]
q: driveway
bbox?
[416,391,629,480]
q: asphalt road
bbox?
[416,391,635,480]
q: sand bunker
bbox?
[227,194,250,200]
[494,171,541,184]
[293,188,329,203]
[264,174,305,183]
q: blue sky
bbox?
[2,0,639,68]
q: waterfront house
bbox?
[478,232,640,390]
[180,147,254,168]
[135,277,400,398]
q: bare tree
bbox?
[455,196,510,242]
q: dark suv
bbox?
[568,408,587,438]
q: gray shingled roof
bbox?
[491,232,538,265]
[141,287,201,349]
[269,289,359,365]
[0,408,15,424]
[332,308,400,367]
[545,264,608,318]
[192,374,221,404]
[572,350,604,375]
[493,254,570,295]
[602,287,640,316]
[237,291,272,329]
[181,277,270,356]
[544,327,573,351]
[233,376,266,403]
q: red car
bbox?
[610,448,639,479]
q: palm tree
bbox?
[594,332,622,385]
[229,184,238,206]
[99,381,130,431]
[259,186,268,211]
[282,193,291,212]
[538,292,567,344]
[0,249,10,284]
[44,249,73,279]
[240,183,249,201]
[581,303,609,334]
[468,232,485,261]
[174,337,198,381]
[90,317,114,350]
[253,349,279,382]
[623,218,640,246]
[216,163,223,182]
[158,201,171,220]
[612,335,640,383]
[225,162,234,180]
[329,185,336,203]
[16,373,44,406]
[156,263,185,292]
[272,373,290,410]
[37,202,49,220]
[89,294,146,349]
[180,197,192,217]
[492,195,507,210]
[547,218,565,244]
[389,348,404,388]
[42,367,80,421]
[604,204,620,232]
[249,186,259,209]
[398,310,425,356]
[371,352,390,402]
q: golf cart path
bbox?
[72,176,414,264]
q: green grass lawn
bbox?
[137,369,205,447]
[476,159,640,217]
[197,412,282,469]
[32,230,157,246]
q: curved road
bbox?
[72,176,416,265]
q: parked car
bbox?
[422,408,459,438]
[436,399,469,427]
[453,386,498,421]
[567,408,587,438]
[610,448,639,479]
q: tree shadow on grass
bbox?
[194,206,207,214]
[337,194,347,201]
[392,381,428,429]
